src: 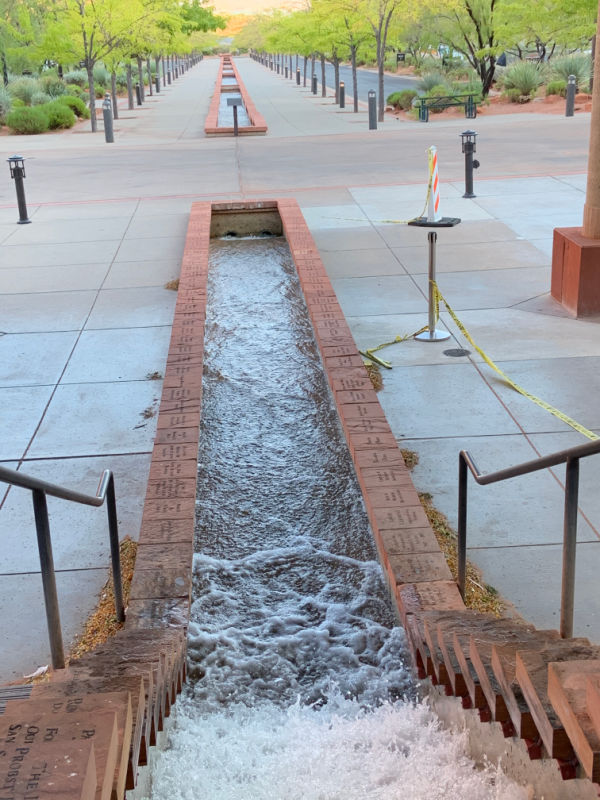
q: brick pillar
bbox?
[551,0,600,315]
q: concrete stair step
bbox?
[516,641,600,761]
[547,660,600,782]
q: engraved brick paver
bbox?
[0,740,96,800]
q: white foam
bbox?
[145,690,527,800]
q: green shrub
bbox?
[504,87,530,103]
[42,100,76,129]
[387,88,419,110]
[39,74,66,97]
[503,61,545,97]
[64,69,87,86]
[57,94,90,118]
[551,54,590,87]
[546,79,567,97]
[6,105,49,134]
[419,70,450,92]
[94,84,107,99]
[31,91,52,106]
[425,84,455,111]
[93,64,110,85]
[0,86,12,121]
[65,83,83,97]
[455,77,484,103]
[11,97,25,108]
[7,76,41,105]
[115,70,128,90]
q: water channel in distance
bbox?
[144,235,525,799]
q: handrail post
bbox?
[32,489,65,669]
[560,457,580,638]
[457,454,468,599]
[106,475,125,623]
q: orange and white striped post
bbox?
[427,145,442,222]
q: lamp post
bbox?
[460,130,479,198]
[339,81,345,109]
[7,156,31,224]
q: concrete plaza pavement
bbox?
[0,55,597,682]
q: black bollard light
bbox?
[296,68,300,85]
[460,130,479,198]
[566,74,576,117]
[7,156,31,224]
[155,76,160,93]
[102,92,114,143]
[312,73,317,94]
[368,90,377,129]
[339,81,345,109]
[167,70,172,85]
[285,65,288,79]
[135,82,142,105]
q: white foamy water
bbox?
[144,238,527,799]
[146,690,526,800]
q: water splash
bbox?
[147,690,526,800]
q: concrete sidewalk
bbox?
[0,55,597,682]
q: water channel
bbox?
[217,93,250,127]
[143,235,524,799]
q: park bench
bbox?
[417,93,477,122]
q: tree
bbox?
[363,0,404,120]
[422,0,501,96]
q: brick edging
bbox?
[204,55,267,135]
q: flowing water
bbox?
[145,236,525,799]
[217,94,251,127]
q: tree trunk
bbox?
[351,45,358,112]
[86,64,97,132]
[320,54,326,97]
[111,71,118,119]
[155,57,160,90]
[333,58,340,103]
[162,56,166,85]
[378,60,384,121]
[592,34,596,93]
[303,55,307,86]
[126,64,134,110]
[311,53,315,83]
[2,54,8,87]
[146,58,153,95]
[295,53,298,71]
[137,57,144,100]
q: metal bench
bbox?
[417,93,477,122]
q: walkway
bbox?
[0,55,596,682]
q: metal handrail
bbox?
[458,438,600,639]
[0,465,125,669]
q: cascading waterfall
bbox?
[144,235,525,800]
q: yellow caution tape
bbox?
[360,280,598,441]
[432,281,598,441]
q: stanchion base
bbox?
[415,329,451,342]
[408,217,461,228]
[17,219,31,225]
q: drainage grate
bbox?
[443,348,471,358]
